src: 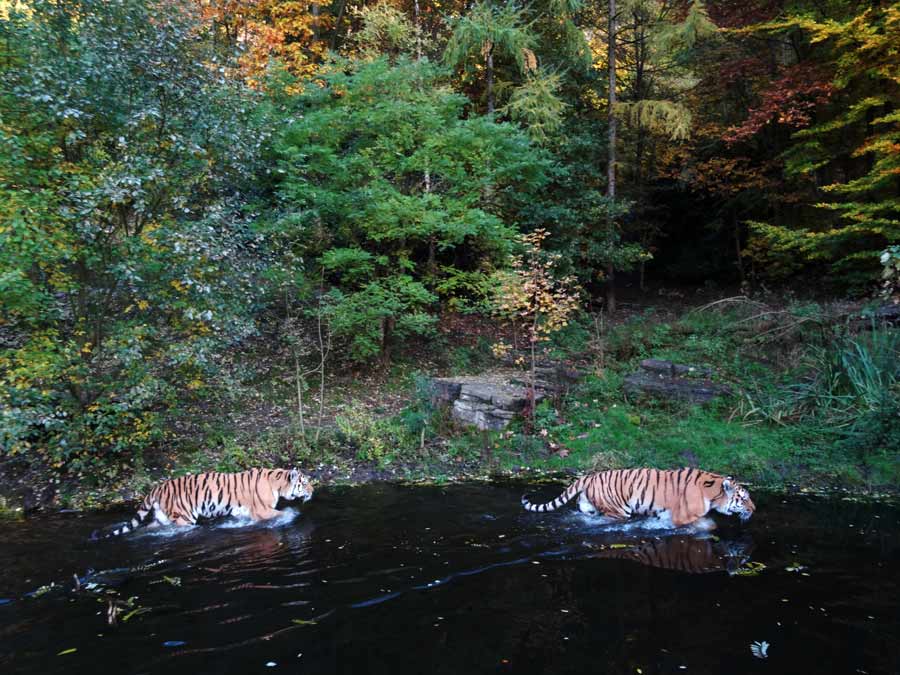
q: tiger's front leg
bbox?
[250,507,280,522]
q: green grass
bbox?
[441,305,900,491]
[485,382,818,484]
[41,303,900,511]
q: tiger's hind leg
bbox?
[169,513,196,527]
[578,493,628,525]
[577,492,598,515]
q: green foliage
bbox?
[351,2,422,58]
[746,326,900,429]
[446,337,494,375]
[742,5,900,289]
[545,311,593,359]
[617,99,693,141]
[607,312,673,361]
[324,275,437,363]
[398,373,436,438]
[500,69,567,144]
[2,0,898,495]
[444,1,536,78]
[274,55,549,364]
[0,0,266,473]
[335,401,415,463]
[836,400,900,483]
[433,267,495,313]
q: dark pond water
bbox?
[0,482,898,675]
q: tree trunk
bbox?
[311,3,320,41]
[486,48,495,114]
[314,269,329,444]
[294,348,306,440]
[606,0,618,314]
[733,211,745,282]
[414,0,423,61]
[330,0,348,51]
[606,264,616,313]
[380,316,395,368]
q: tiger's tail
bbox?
[522,478,584,513]
[91,497,155,540]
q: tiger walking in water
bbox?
[93,468,314,539]
[522,468,755,528]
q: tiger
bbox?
[92,468,314,539]
[521,468,755,528]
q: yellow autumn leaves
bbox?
[492,228,581,352]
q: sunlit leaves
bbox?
[500,69,567,144]
[492,229,581,340]
[742,5,900,287]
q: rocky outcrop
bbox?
[623,359,730,404]
[429,373,552,431]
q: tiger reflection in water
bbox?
[585,533,755,575]
[106,519,317,626]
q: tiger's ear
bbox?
[290,468,300,483]
[723,478,734,494]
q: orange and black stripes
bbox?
[521,468,754,527]
[93,468,313,539]
[592,536,753,575]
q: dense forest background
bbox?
[1,0,898,491]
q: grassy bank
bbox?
[4,296,899,512]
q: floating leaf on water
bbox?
[31,583,56,598]
[121,607,153,623]
[57,648,77,656]
[291,619,318,626]
[785,563,807,573]
[609,544,630,549]
[733,561,767,577]
[750,640,770,659]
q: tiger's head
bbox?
[710,476,755,522]
[283,468,314,503]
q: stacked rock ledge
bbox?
[623,359,731,404]
[428,373,557,431]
